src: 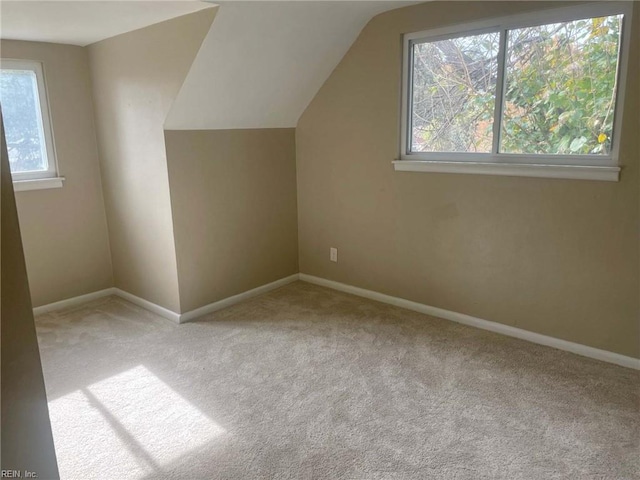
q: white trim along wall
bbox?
[32,274,640,370]
[32,275,300,325]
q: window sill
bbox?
[13,177,65,192]
[392,161,620,182]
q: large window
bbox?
[0,59,59,186]
[397,3,632,181]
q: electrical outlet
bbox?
[330,247,338,262]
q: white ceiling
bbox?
[166,1,416,129]
[0,1,214,46]
[1,1,418,129]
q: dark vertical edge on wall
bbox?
[1,107,60,478]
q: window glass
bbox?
[501,15,623,155]
[0,68,49,173]
[410,31,499,153]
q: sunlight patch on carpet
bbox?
[48,365,226,479]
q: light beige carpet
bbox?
[35,281,638,480]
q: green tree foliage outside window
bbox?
[411,32,499,153]
[410,14,623,156]
[502,15,622,155]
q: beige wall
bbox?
[1,40,112,307]
[88,9,215,313]
[297,1,640,358]
[164,129,299,313]
[1,114,59,479]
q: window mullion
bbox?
[491,28,508,156]
[406,41,415,155]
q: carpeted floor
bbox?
[35,281,639,480]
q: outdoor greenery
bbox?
[410,14,623,156]
[412,32,498,153]
[0,69,48,173]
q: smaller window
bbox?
[0,59,58,182]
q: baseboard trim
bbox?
[33,274,300,325]
[179,274,299,323]
[34,274,639,369]
[112,289,181,324]
[33,288,117,316]
[299,274,640,370]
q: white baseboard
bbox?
[113,288,181,324]
[179,274,299,323]
[33,274,300,325]
[33,288,116,316]
[33,273,639,369]
[299,274,640,370]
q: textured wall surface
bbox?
[165,128,299,312]
[296,1,639,357]
[88,9,216,312]
[2,40,112,307]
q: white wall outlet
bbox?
[330,247,338,262]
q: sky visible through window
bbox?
[0,68,49,173]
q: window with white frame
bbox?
[397,3,632,181]
[0,59,59,185]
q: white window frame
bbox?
[1,58,63,190]
[396,2,633,181]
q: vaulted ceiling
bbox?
[165,1,417,129]
[1,1,419,129]
[0,1,212,46]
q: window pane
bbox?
[0,68,49,173]
[501,15,623,155]
[410,32,499,153]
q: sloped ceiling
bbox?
[1,1,418,129]
[165,1,417,129]
[0,1,212,46]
